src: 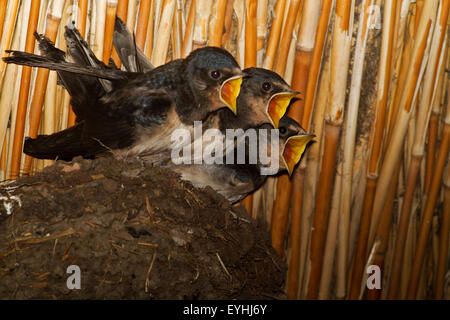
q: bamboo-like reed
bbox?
[306,0,354,300]
[388,1,449,299]
[435,164,450,299]
[369,0,438,249]
[0,1,8,43]
[181,0,195,57]
[8,0,41,179]
[336,0,373,299]
[20,0,64,177]
[192,0,212,50]
[144,0,157,58]
[263,0,286,70]
[348,0,397,300]
[152,0,176,66]
[0,0,20,81]
[407,72,450,300]
[297,1,333,299]
[318,159,342,299]
[221,0,233,48]
[135,0,151,50]
[126,0,138,32]
[93,0,107,60]
[171,0,183,60]
[255,0,267,65]
[103,0,118,63]
[284,0,323,300]
[208,0,227,47]
[274,0,301,76]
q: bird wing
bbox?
[24,87,178,161]
[113,17,154,73]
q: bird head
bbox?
[184,47,242,116]
[239,68,299,129]
[278,116,314,176]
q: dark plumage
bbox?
[112,17,154,73]
[4,25,243,161]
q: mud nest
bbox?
[0,157,285,299]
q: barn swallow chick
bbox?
[203,67,299,132]
[4,29,243,161]
[168,116,314,203]
[169,67,300,168]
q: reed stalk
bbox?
[369,0,438,248]
[171,0,183,59]
[263,0,287,70]
[181,0,195,57]
[298,11,333,298]
[233,0,245,67]
[8,0,41,179]
[93,0,107,60]
[407,78,450,300]
[283,6,303,84]
[256,0,268,66]
[348,0,399,300]
[0,0,20,81]
[126,0,138,33]
[366,160,401,299]
[0,0,8,42]
[152,0,176,66]
[336,0,373,299]
[21,0,64,177]
[192,0,212,50]
[284,0,323,299]
[388,2,448,299]
[103,0,118,63]
[435,164,450,299]
[318,159,342,299]
[221,0,233,48]
[144,0,157,58]
[274,0,301,76]
[306,0,353,300]
[208,0,227,47]
[136,0,151,50]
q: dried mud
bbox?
[0,157,285,299]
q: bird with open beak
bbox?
[168,115,314,203]
[206,67,299,131]
[3,25,243,161]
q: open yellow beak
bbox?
[266,92,298,128]
[282,134,314,176]
[220,75,243,115]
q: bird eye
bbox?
[262,82,271,91]
[210,70,221,79]
[279,126,287,135]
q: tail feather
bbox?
[3,51,127,80]
[113,17,153,73]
